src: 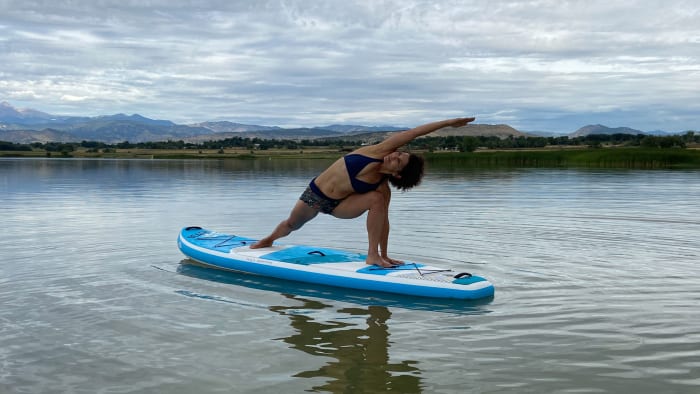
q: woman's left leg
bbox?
[331,191,393,267]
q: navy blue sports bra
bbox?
[344,154,386,193]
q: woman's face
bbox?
[384,151,410,173]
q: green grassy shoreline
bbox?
[3,147,700,169]
[425,148,700,169]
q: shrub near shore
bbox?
[3,135,700,168]
[3,145,700,169]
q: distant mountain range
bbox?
[0,101,410,143]
[529,124,684,138]
[0,101,690,144]
[568,124,644,137]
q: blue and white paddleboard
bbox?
[177,226,495,300]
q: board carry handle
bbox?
[307,250,326,257]
[454,272,472,279]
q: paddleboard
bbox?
[177,226,495,300]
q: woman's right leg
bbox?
[251,200,319,248]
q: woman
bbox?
[251,117,476,267]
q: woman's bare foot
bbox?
[366,255,397,268]
[250,238,273,249]
[382,256,404,265]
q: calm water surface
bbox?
[1,158,699,393]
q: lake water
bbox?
[1,157,699,393]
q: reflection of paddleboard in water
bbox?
[178,227,495,300]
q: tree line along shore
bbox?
[2,133,700,169]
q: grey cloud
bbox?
[1,0,698,131]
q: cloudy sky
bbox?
[1,0,698,132]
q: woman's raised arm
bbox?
[375,117,475,152]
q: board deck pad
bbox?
[178,226,495,300]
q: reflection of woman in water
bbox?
[271,297,421,393]
[252,117,476,267]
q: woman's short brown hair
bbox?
[389,153,424,191]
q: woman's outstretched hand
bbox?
[446,117,476,127]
